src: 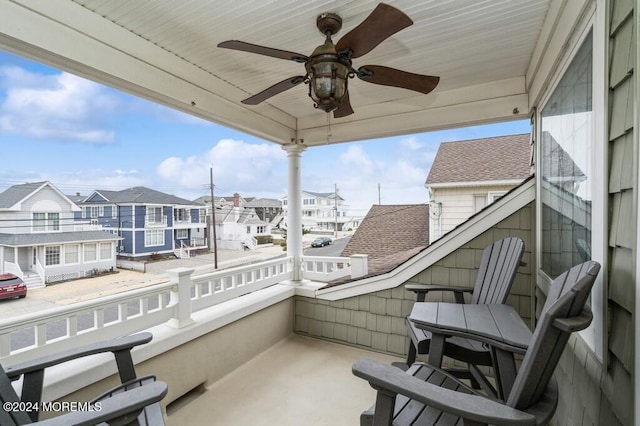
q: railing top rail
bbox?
[301,256,351,263]
[192,257,290,280]
[0,280,174,331]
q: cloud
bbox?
[0,66,118,143]
[156,139,287,197]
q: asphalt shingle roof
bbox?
[426,134,531,185]
[84,187,196,205]
[340,204,429,278]
[0,182,48,208]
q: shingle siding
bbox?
[295,203,534,355]
[552,2,635,424]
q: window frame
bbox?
[45,246,61,266]
[534,9,606,359]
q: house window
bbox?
[488,192,506,203]
[33,213,46,232]
[32,212,59,231]
[65,244,79,264]
[147,207,163,225]
[540,32,592,279]
[84,243,97,262]
[145,229,164,246]
[111,205,117,219]
[176,229,188,239]
[175,208,188,222]
[257,226,265,234]
[537,19,605,359]
[45,246,60,265]
[100,242,112,260]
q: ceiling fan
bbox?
[218,3,439,118]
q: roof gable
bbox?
[426,134,531,186]
[0,181,79,211]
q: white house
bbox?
[0,182,120,287]
[281,190,350,231]
[213,197,272,251]
[426,134,532,241]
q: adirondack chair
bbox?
[1,332,167,425]
[353,260,600,426]
[402,237,524,392]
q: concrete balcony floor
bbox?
[167,334,401,426]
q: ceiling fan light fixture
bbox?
[306,55,350,113]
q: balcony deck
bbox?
[166,334,401,426]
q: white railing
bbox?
[3,261,23,278]
[0,257,293,365]
[301,256,348,281]
[34,258,45,283]
[73,223,103,231]
[243,234,258,250]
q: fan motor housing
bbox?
[316,13,342,36]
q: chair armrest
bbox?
[34,381,167,426]
[6,332,153,420]
[553,308,593,332]
[353,359,537,426]
[5,333,152,379]
[405,284,473,303]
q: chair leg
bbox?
[405,340,417,366]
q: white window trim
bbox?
[535,6,606,360]
[83,243,98,263]
[145,229,165,247]
[64,244,80,265]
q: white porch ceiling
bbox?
[0,0,556,146]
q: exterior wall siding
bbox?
[550,1,635,424]
[295,203,534,359]
[429,184,520,241]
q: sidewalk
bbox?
[5,245,285,316]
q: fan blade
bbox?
[333,90,354,118]
[336,3,412,59]
[218,40,308,62]
[242,76,306,105]
[358,65,439,94]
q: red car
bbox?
[0,273,27,300]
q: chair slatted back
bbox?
[471,237,525,305]
[507,261,600,410]
[0,364,30,425]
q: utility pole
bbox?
[334,183,338,239]
[210,166,218,269]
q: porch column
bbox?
[283,142,306,281]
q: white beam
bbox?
[0,0,296,144]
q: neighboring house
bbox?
[340,204,429,279]
[213,197,272,251]
[244,197,284,227]
[426,134,531,241]
[0,182,120,287]
[281,190,350,231]
[76,187,207,258]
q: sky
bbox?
[0,50,529,217]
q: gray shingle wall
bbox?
[552,1,635,424]
[294,203,534,356]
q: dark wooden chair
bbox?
[353,260,600,426]
[1,332,167,425]
[402,237,524,392]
